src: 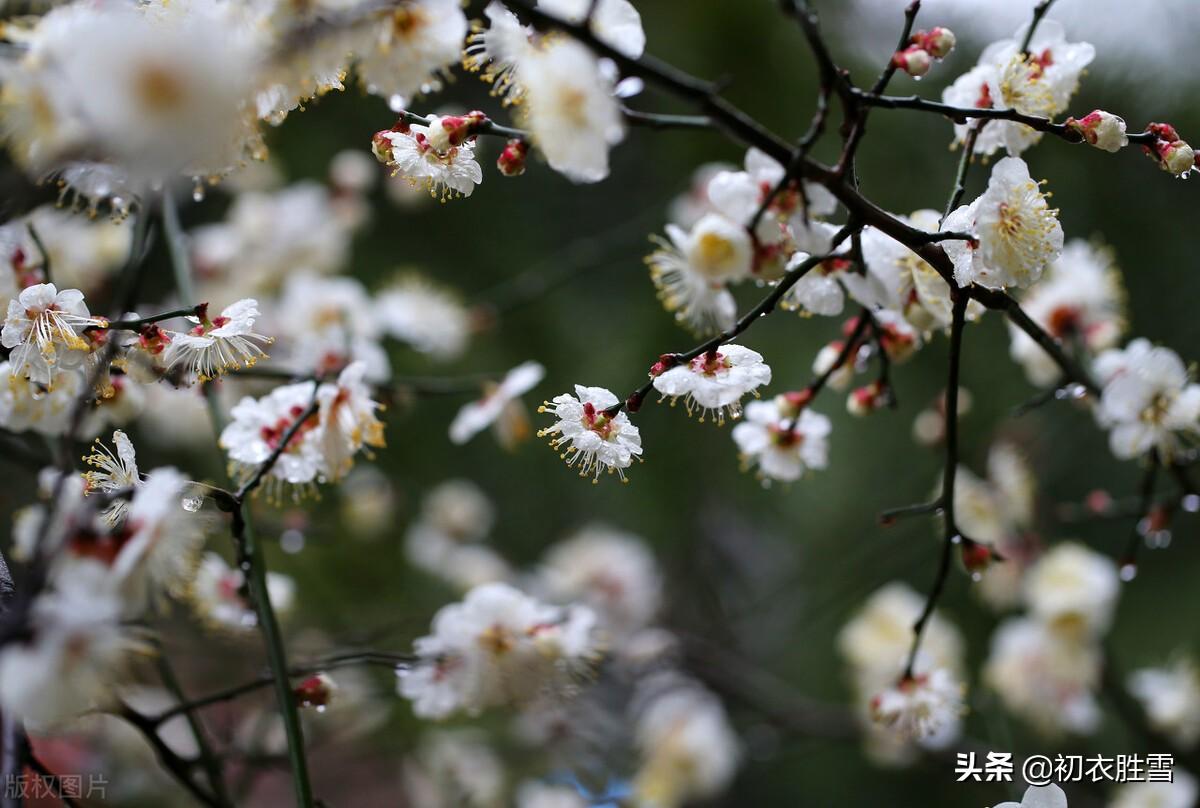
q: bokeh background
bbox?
[7,0,1200,805]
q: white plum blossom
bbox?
[0,580,143,728]
[1128,658,1200,748]
[539,0,646,58]
[272,273,390,382]
[631,675,740,808]
[516,781,589,808]
[984,616,1103,736]
[537,524,661,639]
[993,784,1069,808]
[869,668,965,742]
[315,361,387,483]
[353,0,469,103]
[404,480,510,591]
[163,299,271,382]
[1094,339,1200,461]
[3,283,105,385]
[538,385,643,482]
[1023,542,1119,638]
[0,361,84,436]
[651,344,771,424]
[463,1,535,105]
[647,213,753,334]
[782,253,849,317]
[519,38,625,183]
[190,552,296,630]
[449,361,545,446]
[398,582,602,718]
[732,395,832,483]
[943,20,1094,157]
[82,430,142,525]
[1110,772,1199,808]
[1009,240,1125,386]
[378,117,484,200]
[221,380,325,492]
[942,157,1063,289]
[374,275,472,361]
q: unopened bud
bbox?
[917,27,956,59]
[497,139,529,177]
[847,381,888,416]
[892,46,932,78]
[1067,110,1128,153]
[777,389,813,419]
[293,673,336,709]
[1159,140,1195,175]
[960,539,993,575]
[648,353,678,377]
[372,129,397,164]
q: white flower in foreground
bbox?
[943,157,1062,290]
[1008,240,1125,386]
[519,38,624,182]
[220,380,324,492]
[538,524,661,638]
[316,362,386,482]
[449,361,545,446]
[82,430,142,525]
[1023,542,1119,638]
[984,617,1102,736]
[648,213,752,334]
[163,299,271,382]
[0,582,143,728]
[0,362,83,436]
[1110,772,1198,808]
[731,396,831,483]
[190,552,296,630]
[1094,339,1200,461]
[3,283,104,385]
[1128,659,1200,748]
[374,275,471,361]
[870,668,965,742]
[539,0,646,58]
[993,784,1068,808]
[538,385,642,482]
[632,675,740,808]
[398,582,601,718]
[354,0,468,103]
[652,344,771,424]
[378,118,484,201]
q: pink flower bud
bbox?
[371,130,396,164]
[892,46,931,78]
[1159,139,1195,175]
[917,27,956,59]
[294,673,336,709]
[1067,110,1128,153]
[847,381,887,416]
[960,539,993,574]
[497,139,529,177]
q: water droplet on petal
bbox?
[181,495,204,513]
[1183,494,1200,513]
[969,571,983,582]
[388,94,406,112]
[1119,563,1137,582]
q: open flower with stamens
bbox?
[463,1,536,105]
[539,0,646,58]
[651,345,771,425]
[519,38,625,183]
[870,668,965,742]
[316,361,387,483]
[379,117,484,201]
[1094,339,1200,461]
[82,430,142,526]
[731,395,831,483]
[537,385,643,482]
[2,283,106,386]
[0,361,83,436]
[943,157,1062,290]
[449,361,546,446]
[220,380,324,496]
[163,299,271,382]
[647,213,752,335]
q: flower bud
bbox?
[892,46,931,78]
[497,138,529,177]
[1067,110,1128,153]
[917,27,956,59]
[960,539,993,576]
[777,389,813,419]
[293,673,336,709]
[1159,140,1195,175]
[427,111,488,152]
[371,130,395,164]
[847,381,888,416]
